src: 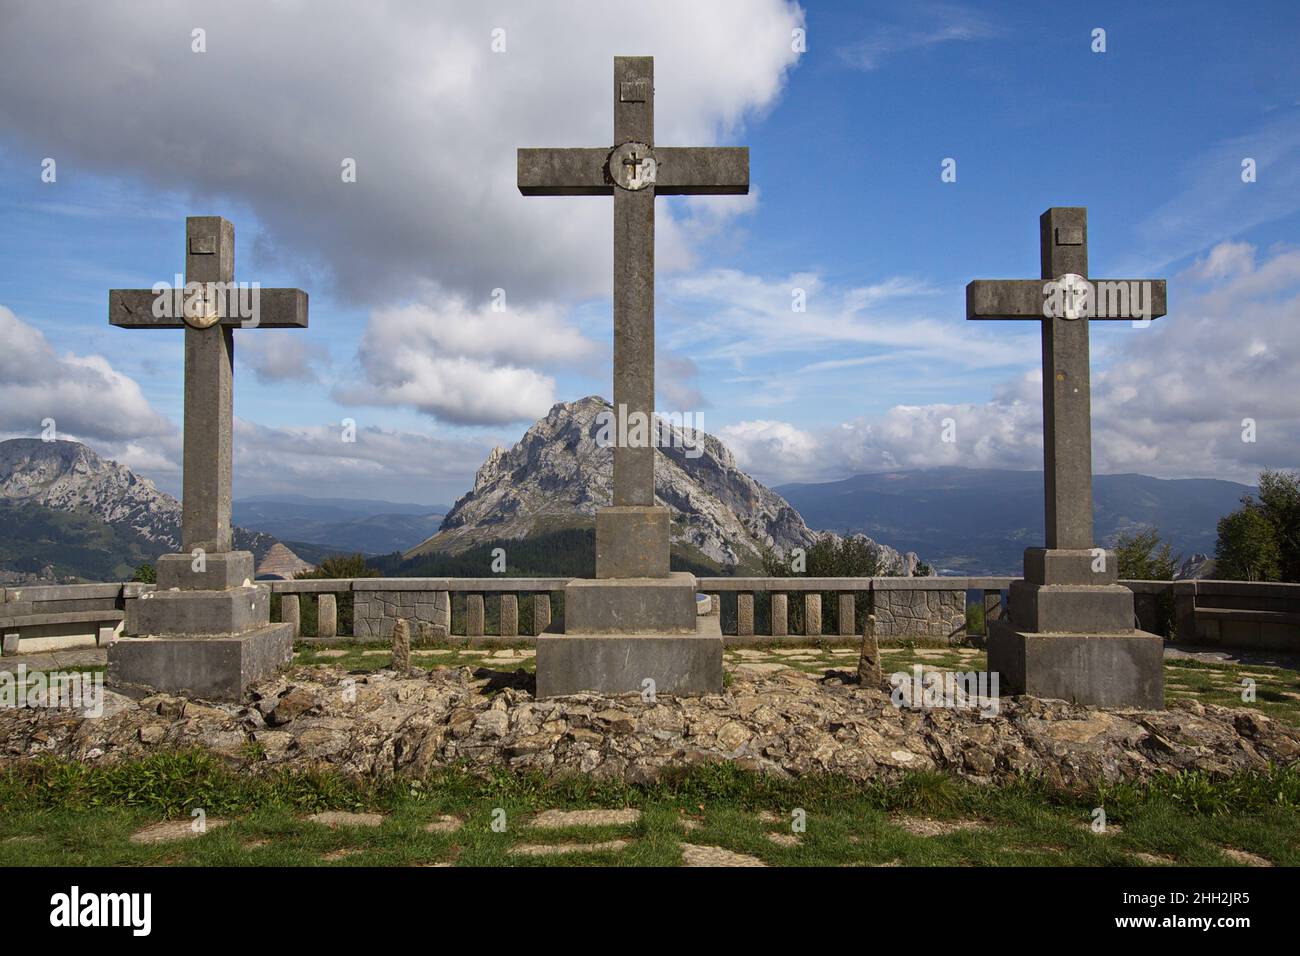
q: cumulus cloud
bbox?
[0,306,174,443]
[236,333,331,384]
[335,298,601,425]
[718,242,1300,487]
[0,0,801,307]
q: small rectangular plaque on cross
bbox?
[966,208,1167,552]
[110,216,308,556]
[517,56,748,578]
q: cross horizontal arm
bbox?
[109,288,309,328]
[517,148,612,196]
[652,147,749,195]
[966,279,1167,320]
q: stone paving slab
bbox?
[0,648,106,675]
[510,839,629,857]
[129,818,228,844]
[308,811,385,828]
[680,843,767,867]
[529,808,641,828]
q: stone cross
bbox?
[966,208,1166,554]
[518,56,747,577]
[110,216,308,560]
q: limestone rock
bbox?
[4,663,1297,793]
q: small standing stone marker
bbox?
[858,614,882,685]
[391,618,411,674]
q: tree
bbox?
[1255,470,1300,582]
[130,563,156,584]
[1113,527,1178,581]
[1215,507,1282,582]
[297,553,380,581]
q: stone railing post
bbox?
[532,593,552,635]
[838,592,855,636]
[771,592,788,637]
[500,594,519,637]
[317,594,338,638]
[804,593,822,636]
[281,594,300,637]
[466,593,485,637]
[736,592,754,636]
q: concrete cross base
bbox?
[1023,547,1118,586]
[536,616,723,698]
[156,550,255,590]
[987,620,1165,709]
[107,623,293,701]
[565,572,698,634]
[126,585,271,636]
[596,505,671,578]
[1007,580,1136,633]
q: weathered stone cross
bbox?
[110,216,308,580]
[966,208,1168,709]
[518,56,747,579]
[966,208,1166,556]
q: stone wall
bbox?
[1,582,144,654]
[353,588,450,641]
[871,584,966,644]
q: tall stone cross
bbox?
[966,208,1168,709]
[966,208,1166,559]
[110,216,308,586]
[518,56,748,579]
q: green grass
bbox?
[0,753,1296,867]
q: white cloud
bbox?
[0,0,801,307]
[719,243,1300,487]
[836,3,997,71]
[336,298,601,425]
[0,306,174,443]
[236,332,331,384]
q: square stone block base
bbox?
[1008,580,1135,633]
[156,550,255,590]
[107,623,293,701]
[565,572,697,634]
[126,585,271,636]
[987,620,1165,709]
[536,617,723,698]
[1023,547,1118,586]
[596,505,670,578]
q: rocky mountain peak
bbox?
[412,397,916,573]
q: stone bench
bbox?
[0,609,124,656]
[1175,581,1300,651]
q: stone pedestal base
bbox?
[126,585,271,636]
[565,572,697,634]
[596,505,670,578]
[108,624,293,701]
[156,551,255,590]
[536,617,723,697]
[987,620,1164,709]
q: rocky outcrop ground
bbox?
[3,664,1297,791]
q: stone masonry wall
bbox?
[872,588,965,644]
[353,589,449,641]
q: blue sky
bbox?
[1,1,1298,506]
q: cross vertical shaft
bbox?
[1038,207,1092,551]
[182,217,236,554]
[612,56,655,507]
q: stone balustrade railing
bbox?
[4,577,1297,654]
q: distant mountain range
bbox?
[0,437,1251,583]
[407,396,917,575]
[0,439,275,583]
[777,468,1252,575]
[232,494,447,556]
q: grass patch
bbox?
[1,753,1296,867]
